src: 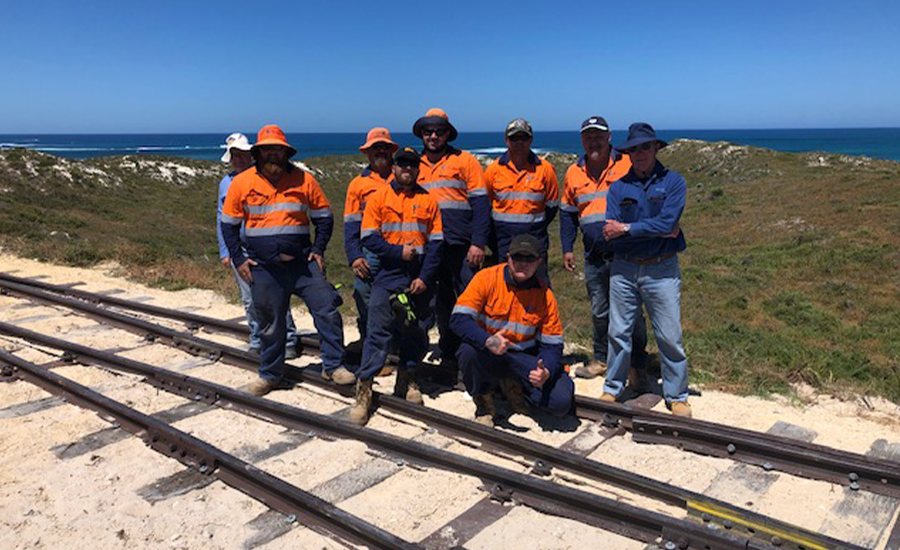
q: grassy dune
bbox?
[1,142,898,400]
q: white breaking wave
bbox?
[469,147,550,155]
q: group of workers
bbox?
[216,109,691,426]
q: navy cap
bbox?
[618,122,667,151]
[580,116,609,133]
[393,147,421,165]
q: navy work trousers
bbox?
[456,342,574,417]
[435,243,475,362]
[250,259,345,382]
[358,284,435,380]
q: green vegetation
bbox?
[1,143,899,400]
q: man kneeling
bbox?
[450,234,574,425]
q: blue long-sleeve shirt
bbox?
[605,161,687,259]
[216,171,245,259]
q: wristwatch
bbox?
[623,223,631,234]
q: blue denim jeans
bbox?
[604,255,688,403]
[583,256,648,365]
[229,261,297,349]
[249,259,345,382]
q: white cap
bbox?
[221,133,252,162]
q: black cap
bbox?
[393,147,421,165]
[508,234,542,258]
[580,116,609,133]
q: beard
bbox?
[260,161,285,180]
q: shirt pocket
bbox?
[618,198,640,223]
[647,192,667,217]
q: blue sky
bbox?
[1,0,898,133]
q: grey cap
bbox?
[505,118,533,138]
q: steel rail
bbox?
[0,350,419,550]
[4,272,900,501]
[0,321,859,550]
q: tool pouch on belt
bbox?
[389,290,417,327]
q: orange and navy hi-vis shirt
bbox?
[360,180,444,290]
[220,165,334,267]
[483,151,560,257]
[417,147,489,247]
[560,151,632,258]
[343,167,391,266]
[450,264,564,375]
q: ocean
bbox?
[2,128,900,162]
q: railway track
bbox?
[1,271,897,548]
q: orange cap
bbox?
[252,124,297,157]
[359,127,399,152]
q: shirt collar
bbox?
[623,160,667,185]
[498,150,541,167]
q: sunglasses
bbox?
[395,160,419,168]
[511,253,540,263]
[421,127,449,137]
[625,142,655,154]
[370,143,394,151]
[507,134,531,142]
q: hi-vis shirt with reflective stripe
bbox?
[451,264,564,353]
[343,167,390,265]
[221,166,333,265]
[484,152,559,226]
[560,152,632,255]
[417,148,489,246]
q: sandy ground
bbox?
[2,252,900,549]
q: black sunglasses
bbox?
[395,160,419,168]
[421,127,449,137]
[625,142,654,154]
[507,134,531,142]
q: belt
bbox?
[621,252,676,265]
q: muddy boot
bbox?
[349,379,374,426]
[498,376,530,415]
[574,360,607,379]
[473,393,496,426]
[394,369,423,405]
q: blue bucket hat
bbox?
[618,122,667,151]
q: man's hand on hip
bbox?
[308,252,325,272]
[237,258,258,283]
[351,257,371,279]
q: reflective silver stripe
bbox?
[538,334,564,345]
[468,188,488,197]
[360,228,379,238]
[244,202,308,215]
[245,225,310,236]
[576,191,607,205]
[438,201,472,211]
[580,213,606,224]
[491,211,546,223]
[495,191,545,201]
[452,305,478,317]
[220,213,243,225]
[546,199,560,208]
[421,179,466,190]
[381,222,428,232]
[343,213,363,222]
[478,316,537,336]
[428,232,444,241]
[560,203,579,213]
[510,340,537,351]
[309,208,333,219]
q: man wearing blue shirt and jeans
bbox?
[216,133,298,357]
[601,123,691,417]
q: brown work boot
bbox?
[377,366,395,377]
[394,369,423,405]
[599,392,617,403]
[349,379,374,426]
[498,376,530,415]
[574,360,607,379]
[323,366,357,386]
[245,378,276,397]
[670,401,692,418]
[473,393,496,426]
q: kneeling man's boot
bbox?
[498,376,530,415]
[350,379,374,426]
[473,393,496,426]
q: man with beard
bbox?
[221,125,354,397]
[217,132,300,358]
[450,234,573,426]
[413,108,489,382]
[560,117,649,381]
[344,128,398,347]
[483,119,559,269]
[602,123,691,417]
[350,148,444,425]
